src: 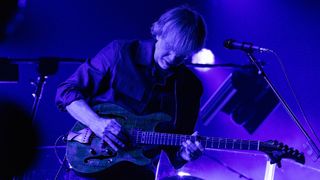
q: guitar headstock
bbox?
[260,140,305,167]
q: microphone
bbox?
[224,39,271,53]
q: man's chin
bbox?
[158,60,169,70]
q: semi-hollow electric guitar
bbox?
[66,103,305,175]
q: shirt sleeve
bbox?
[55,40,120,111]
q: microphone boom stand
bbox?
[246,51,320,161]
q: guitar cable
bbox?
[53,134,70,179]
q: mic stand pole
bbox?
[246,51,320,160]
[30,60,59,123]
[31,75,47,123]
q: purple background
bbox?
[1,0,319,179]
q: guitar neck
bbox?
[134,131,261,151]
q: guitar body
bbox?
[66,103,171,175]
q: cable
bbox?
[54,134,66,165]
[54,155,67,180]
[270,50,320,149]
[54,134,69,180]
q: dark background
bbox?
[1,0,319,179]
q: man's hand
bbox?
[66,100,127,152]
[90,118,126,152]
[179,131,204,161]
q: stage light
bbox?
[191,48,215,72]
[177,171,191,177]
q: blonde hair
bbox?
[151,6,207,56]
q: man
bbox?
[56,6,207,179]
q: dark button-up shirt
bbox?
[55,39,203,170]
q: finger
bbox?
[191,131,199,136]
[109,126,120,135]
[105,131,125,148]
[107,123,120,132]
[186,140,198,153]
[182,141,188,148]
[110,119,121,128]
[104,123,121,135]
[103,136,118,152]
[195,141,204,151]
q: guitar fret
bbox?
[156,133,158,144]
[211,138,214,148]
[175,134,177,145]
[205,137,208,148]
[161,133,163,145]
[232,139,235,149]
[165,133,167,145]
[151,132,153,144]
[151,132,154,144]
[242,140,249,150]
[176,135,179,145]
[141,132,145,143]
[226,138,233,149]
[146,132,149,144]
[135,131,139,143]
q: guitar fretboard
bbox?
[133,131,260,151]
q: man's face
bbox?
[154,36,189,70]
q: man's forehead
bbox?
[162,36,192,55]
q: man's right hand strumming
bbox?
[66,100,126,152]
[90,117,126,152]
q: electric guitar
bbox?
[66,103,305,174]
